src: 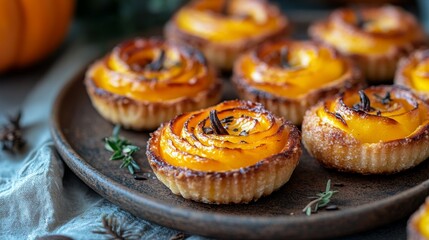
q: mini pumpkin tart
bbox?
[146,100,301,204]
[232,40,363,125]
[395,49,429,103]
[302,85,429,174]
[85,38,222,130]
[164,0,289,70]
[309,5,426,82]
[408,198,429,240]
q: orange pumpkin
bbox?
[0,0,74,72]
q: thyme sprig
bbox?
[358,90,371,111]
[374,91,392,105]
[220,0,230,15]
[146,49,166,71]
[104,125,140,174]
[354,8,366,28]
[280,47,292,68]
[302,179,338,216]
[353,90,373,112]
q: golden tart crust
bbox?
[233,40,363,125]
[146,100,301,204]
[165,0,289,70]
[408,198,429,240]
[309,5,426,82]
[395,48,429,103]
[302,85,429,174]
[85,38,222,130]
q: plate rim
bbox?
[50,68,429,239]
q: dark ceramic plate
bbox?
[50,70,429,239]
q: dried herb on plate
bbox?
[302,179,338,216]
[104,125,140,174]
[0,111,25,153]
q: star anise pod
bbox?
[0,111,25,153]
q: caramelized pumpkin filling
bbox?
[418,209,429,238]
[88,38,215,102]
[157,100,291,172]
[237,41,346,98]
[174,0,286,43]
[317,86,429,143]
[402,50,429,92]
[316,6,424,55]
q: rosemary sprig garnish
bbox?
[358,90,371,111]
[374,91,392,105]
[104,125,140,174]
[239,130,249,136]
[353,90,373,112]
[93,214,141,240]
[334,112,347,126]
[220,0,230,15]
[302,179,338,216]
[354,8,366,28]
[220,116,234,124]
[280,47,292,68]
[209,110,229,135]
[203,127,214,134]
[0,111,25,153]
[146,49,166,71]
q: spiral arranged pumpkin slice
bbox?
[85,38,221,130]
[408,198,429,240]
[309,5,426,82]
[395,49,429,103]
[147,100,301,204]
[302,85,429,174]
[233,40,363,125]
[165,0,289,70]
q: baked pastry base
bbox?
[165,21,288,71]
[85,77,222,130]
[309,19,425,83]
[395,49,429,102]
[233,61,363,125]
[147,121,301,204]
[302,102,429,174]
